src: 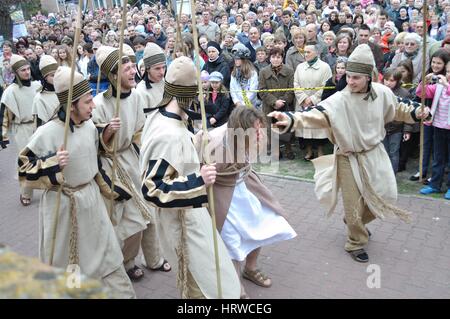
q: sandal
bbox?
[149,259,171,272]
[347,249,369,263]
[242,268,272,288]
[126,265,144,281]
[20,195,31,206]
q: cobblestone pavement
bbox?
[1,143,449,298]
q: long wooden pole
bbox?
[108,0,128,220]
[49,0,83,266]
[419,1,428,183]
[189,0,223,299]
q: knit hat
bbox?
[207,41,222,54]
[157,56,198,109]
[10,54,29,73]
[10,54,30,87]
[209,71,223,82]
[122,43,136,63]
[54,66,92,110]
[96,45,129,97]
[143,42,166,69]
[39,55,58,78]
[346,44,374,76]
[200,70,210,81]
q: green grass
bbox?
[254,143,447,201]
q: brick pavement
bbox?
[1,143,449,298]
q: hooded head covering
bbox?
[39,55,58,78]
[143,42,166,69]
[95,45,129,98]
[346,44,374,76]
[54,66,92,111]
[157,56,198,110]
[10,54,30,87]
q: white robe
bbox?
[20,118,123,278]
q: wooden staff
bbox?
[96,68,101,95]
[108,0,128,219]
[419,1,428,183]
[49,0,83,266]
[189,0,223,299]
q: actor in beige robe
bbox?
[274,82,428,258]
[18,110,136,298]
[140,107,240,299]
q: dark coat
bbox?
[258,64,295,114]
[205,91,232,127]
[202,55,231,88]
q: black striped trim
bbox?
[164,81,198,98]
[40,63,58,78]
[12,60,28,73]
[56,80,92,105]
[18,150,61,186]
[142,159,207,208]
[285,112,295,133]
[144,54,166,69]
[97,157,132,201]
[132,142,140,156]
[0,103,9,148]
[100,49,120,76]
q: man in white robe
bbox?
[1,54,41,206]
[140,57,240,299]
[32,55,59,127]
[135,43,166,117]
[93,46,169,282]
[17,66,136,298]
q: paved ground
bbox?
[1,143,449,299]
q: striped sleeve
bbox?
[0,103,11,149]
[94,157,132,202]
[142,158,208,209]
[18,147,63,189]
[95,123,114,154]
[394,96,424,124]
[131,127,142,156]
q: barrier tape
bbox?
[201,83,417,95]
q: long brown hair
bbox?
[231,58,256,80]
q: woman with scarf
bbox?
[390,33,429,84]
[229,43,259,108]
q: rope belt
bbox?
[103,152,152,223]
[215,163,252,187]
[50,182,89,265]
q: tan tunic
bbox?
[93,91,150,242]
[17,118,124,278]
[135,80,164,116]
[32,90,59,125]
[140,108,240,299]
[1,81,41,150]
[279,83,420,220]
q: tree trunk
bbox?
[0,7,13,41]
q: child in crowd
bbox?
[418,60,450,200]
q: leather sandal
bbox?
[149,258,171,272]
[126,265,144,281]
[20,195,31,206]
[348,249,369,263]
[242,268,272,288]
